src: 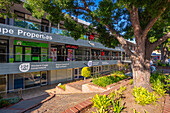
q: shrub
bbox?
[92,71,128,87]
[58,84,65,91]
[133,86,159,105]
[81,67,91,79]
[150,72,169,96]
[92,94,111,112]
[111,98,124,113]
[0,99,10,108]
[109,86,127,99]
[5,97,20,104]
[130,79,133,85]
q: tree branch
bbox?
[129,5,142,42]
[141,7,166,39]
[77,0,136,57]
[150,32,170,51]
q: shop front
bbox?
[65,44,78,61]
[91,49,100,60]
[13,71,47,89]
[14,40,48,62]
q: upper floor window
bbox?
[14,10,49,32]
[0,17,5,24]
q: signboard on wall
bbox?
[65,44,78,49]
[14,40,48,48]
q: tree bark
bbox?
[131,57,152,91]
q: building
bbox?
[0,3,134,93]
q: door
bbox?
[41,71,47,85]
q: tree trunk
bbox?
[161,44,166,63]
[131,58,152,91]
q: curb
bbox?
[20,93,55,113]
[61,79,130,113]
[163,95,170,113]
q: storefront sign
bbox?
[0,26,52,41]
[31,64,48,70]
[56,63,69,68]
[14,40,48,48]
[19,63,30,72]
[65,44,78,49]
[88,61,92,67]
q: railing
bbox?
[0,53,128,63]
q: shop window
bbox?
[41,71,47,85]
[25,72,40,88]
[14,74,24,89]
[0,75,6,92]
[15,46,23,62]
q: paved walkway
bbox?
[0,94,51,113]
[25,93,98,113]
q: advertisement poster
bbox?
[67,49,73,61]
[41,48,48,62]
[15,46,22,61]
[51,48,57,62]
[25,47,31,61]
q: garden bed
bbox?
[0,96,22,108]
[85,84,165,113]
[82,71,130,93]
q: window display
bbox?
[15,46,23,61]
[25,47,31,61]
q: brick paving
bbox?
[25,93,99,113]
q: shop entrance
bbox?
[0,39,8,63]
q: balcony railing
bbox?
[0,53,129,63]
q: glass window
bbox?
[0,75,6,92]
[0,17,5,24]
[14,73,24,89]
[25,72,40,88]
[24,47,31,61]
[15,46,23,62]
[51,27,58,34]
[41,71,47,85]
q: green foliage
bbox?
[0,99,9,108]
[130,79,133,85]
[133,109,148,113]
[109,86,127,99]
[150,72,169,96]
[81,67,91,78]
[92,94,111,112]
[58,84,65,91]
[111,98,124,113]
[133,87,159,105]
[152,79,166,96]
[93,71,128,87]
[0,0,21,18]
[0,97,20,108]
